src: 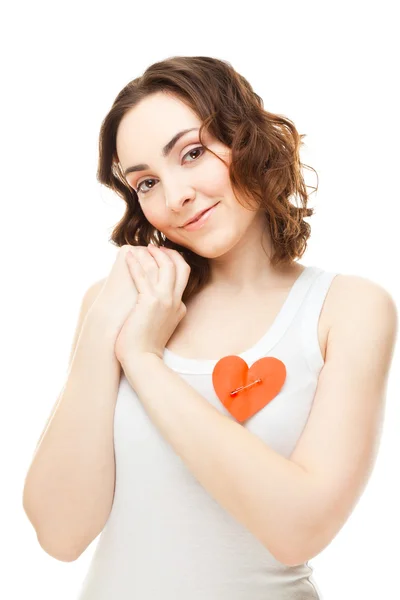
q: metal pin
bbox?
[230,378,262,396]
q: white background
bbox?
[2,1,399,598]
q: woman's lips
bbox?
[182,203,220,231]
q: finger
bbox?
[158,248,191,303]
[125,251,152,295]
[134,246,159,286]
[146,245,177,299]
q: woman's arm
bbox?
[23,281,120,562]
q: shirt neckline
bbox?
[163,265,317,374]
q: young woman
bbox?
[23,56,398,599]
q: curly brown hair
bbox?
[97,55,318,305]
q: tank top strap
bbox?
[300,268,340,374]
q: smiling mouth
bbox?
[180,203,219,228]
[180,202,220,231]
[185,210,208,226]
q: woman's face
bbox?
[116,91,262,258]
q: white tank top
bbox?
[77,265,338,600]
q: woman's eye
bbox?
[135,146,205,195]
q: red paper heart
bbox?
[212,356,286,423]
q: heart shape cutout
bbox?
[212,356,286,423]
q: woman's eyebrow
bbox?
[123,127,199,177]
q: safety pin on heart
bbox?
[230,377,263,396]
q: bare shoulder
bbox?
[73,277,108,328]
[90,276,107,293]
[84,277,107,304]
[327,272,398,340]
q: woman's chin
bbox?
[190,240,237,259]
[165,230,237,259]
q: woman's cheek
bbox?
[141,206,159,228]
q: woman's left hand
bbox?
[114,244,191,366]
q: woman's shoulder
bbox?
[324,270,397,336]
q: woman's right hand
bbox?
[88,244,148,339]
